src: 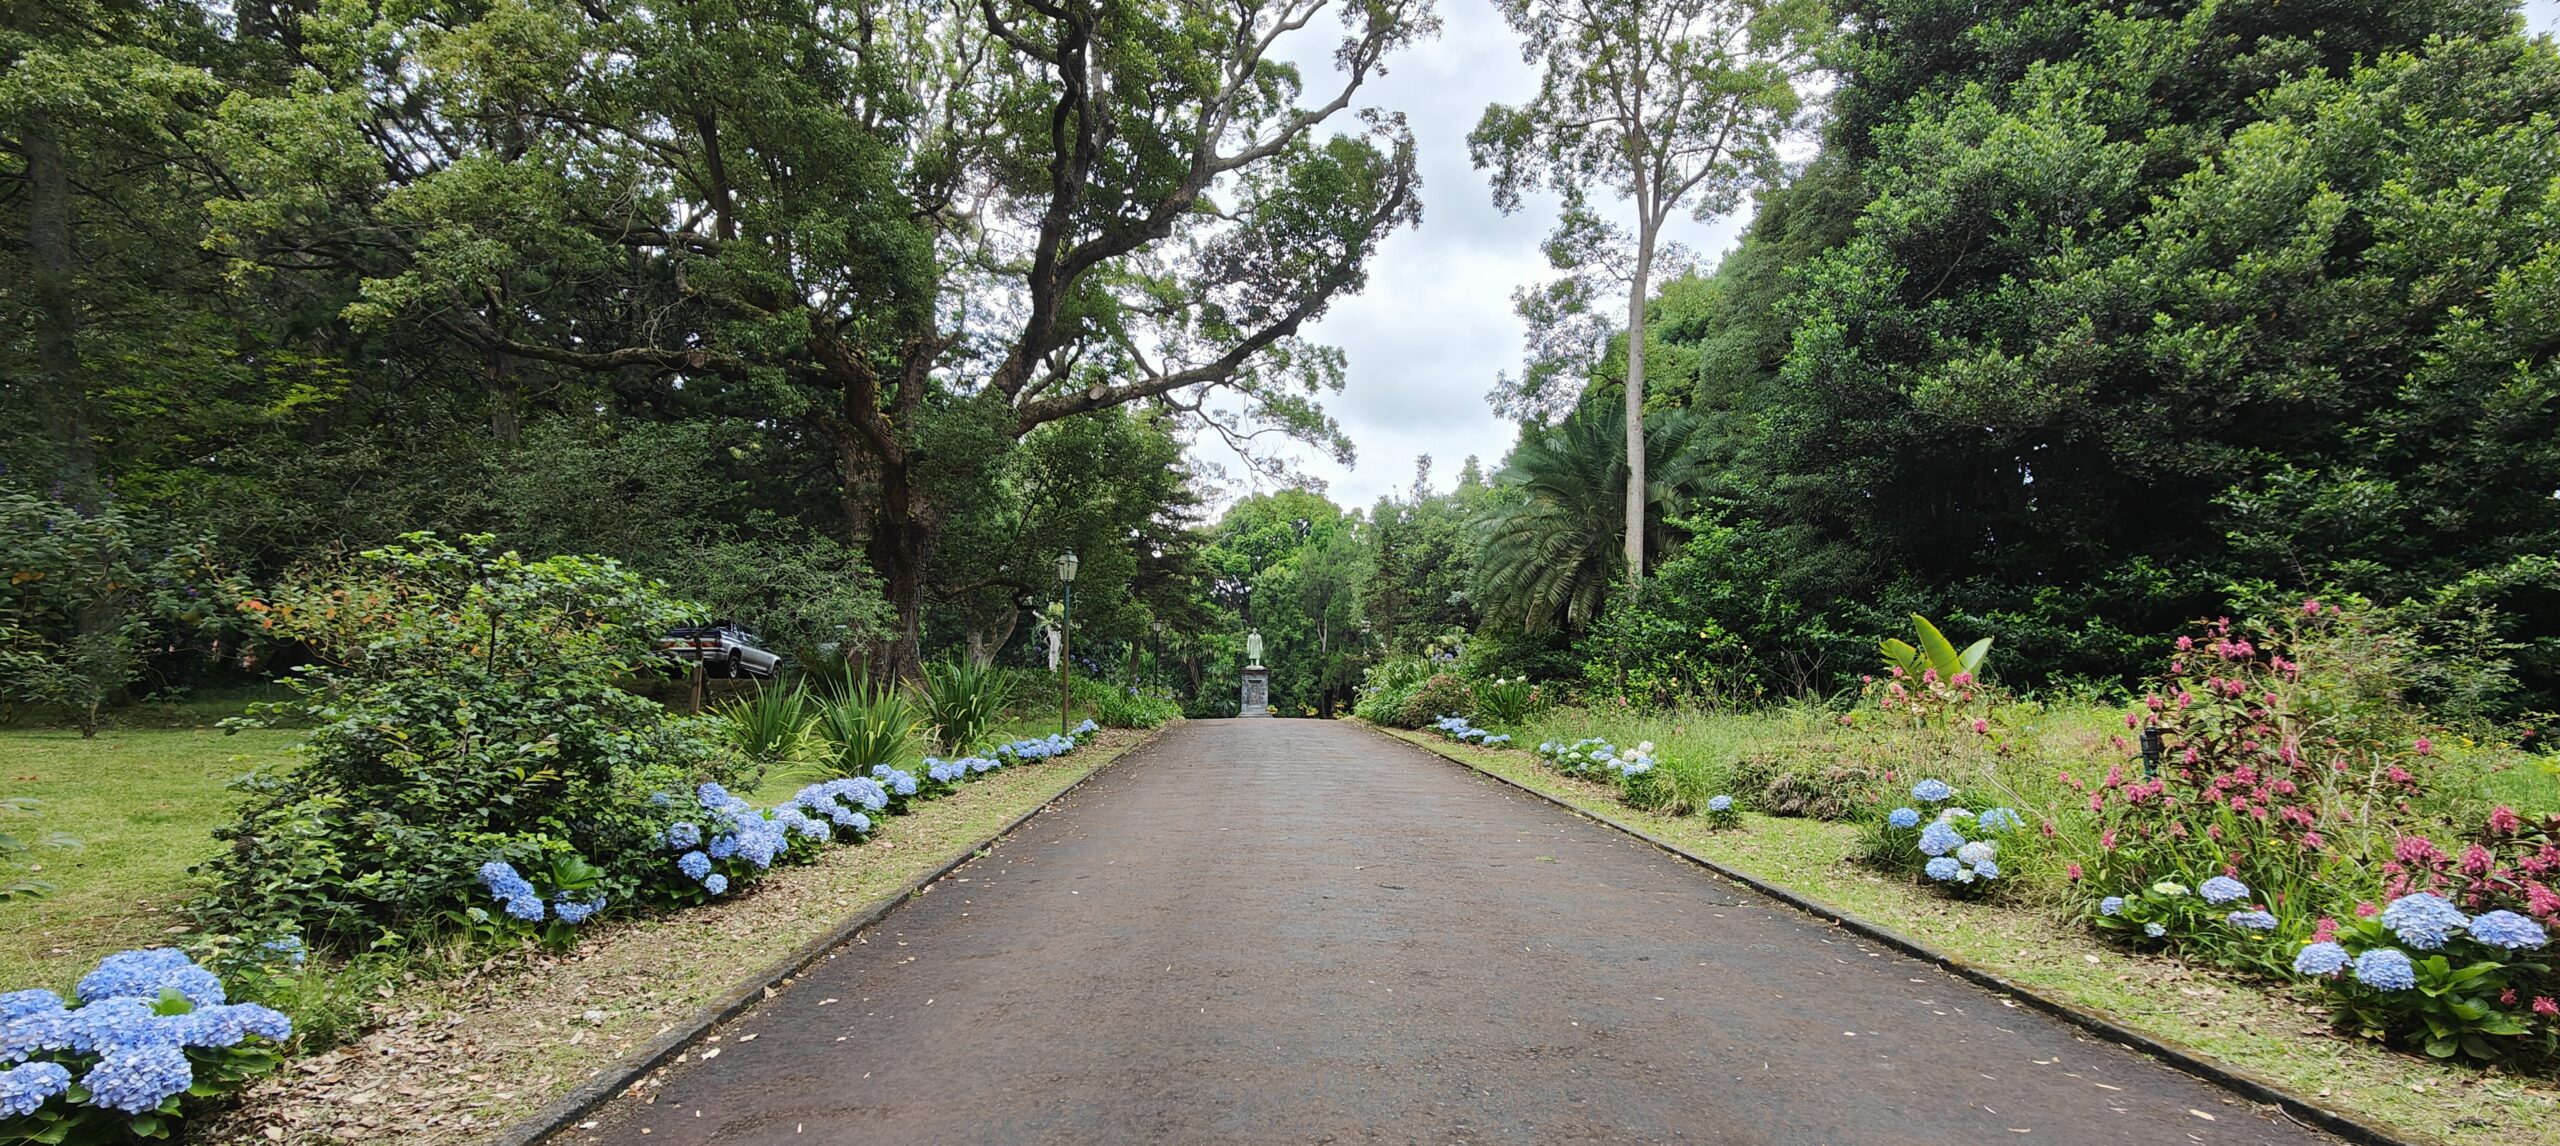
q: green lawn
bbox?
[0,724,297,995]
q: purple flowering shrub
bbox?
[0,949,291,1139]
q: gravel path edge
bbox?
[1362,720,2440,1146]
[485,723,1173,1146]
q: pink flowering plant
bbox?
[2073,603,2442,972]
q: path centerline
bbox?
[567,719,2334,1145]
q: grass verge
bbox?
[187,725,1163,1145]
[0,725,298,994]
[1374,724,2559,1146]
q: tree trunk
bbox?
[24,106,95,510]
[1622,234,1654,596]
[486,344,520,449]
[864,460,934,684]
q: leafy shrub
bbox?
[0,948,292,1139]
[1353,655,1433,726]
[811,683,921,775]
[1086,684,1179,729]
[1472,676,1545,727]
[193,534,748,948]
[1398,673,1475,728]
[919,659,1013,750]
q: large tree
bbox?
[209,0,1432,677]
[1470,0,1818,592]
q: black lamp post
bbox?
[2140,726,2166,779]
[1055,550,1079,734]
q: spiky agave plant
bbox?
[813,682,921,775]
[915,658,1012,752]
[713,684,820,770]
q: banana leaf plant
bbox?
[1880,614,1992,682]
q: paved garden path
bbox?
[569,719,2335,1145]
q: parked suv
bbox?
[658,622,783,679]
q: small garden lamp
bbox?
[2139,726,2165,779]
[1055,550,1079,733]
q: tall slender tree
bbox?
[1471,0,1819,592]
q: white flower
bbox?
[1955,868,1977,883]
[1636,741,1655,756]
[1956,841,1996,866]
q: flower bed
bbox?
[1,948,293,1137]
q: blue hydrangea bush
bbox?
[2291,892,2553,1063]
[2089,875,2288,967]
[1865,779,2024,897]
[1430,715,1509,746]
[0,949,291,1140]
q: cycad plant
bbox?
[813,682,921,775]
[916,658,1011,752]
[1473,401,1709,634]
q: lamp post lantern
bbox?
[1054,551,1079,734]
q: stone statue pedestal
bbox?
[1240,667,1270,717]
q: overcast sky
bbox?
[1196,0,2560,510]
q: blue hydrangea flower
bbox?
[553,896,606,925]
[81,1042,193,1113]
[1910,778,1952,802]
[663,821,702,849]
[703,873,729,896]
[696,782,732,807]
[2225,910,2278,931]
[2379,892,2468,950]
[847,812,872,835]
[1917,822,1964,857]
[678,851,713,881]
[1706,796,1734,812]
[2143,922,2166,938]
[2099,896,2125,916]
[2292,941,2351,977]
[1924,857,1961,882]
[706,834,740,860]
[258,936,307,967]
[478,861,536,902]
[1886,807,1921,830]
[1955,840,1996,867]
[2199,876,2250,906]
[175,1002,292,1049]
[503,896,545,923]
[0,1061,72,1117]
[75,948,224,1008]
[1972,860,2000,880]
[871,765,919,796]
[2352,947,2417,990]
[69,998,174,1056]
[2466,910,2547,951]
[2,1001,77,1064]
[1977,807,2023,832]
[0,991,61,1022]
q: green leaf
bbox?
[1910,614,1963,679]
